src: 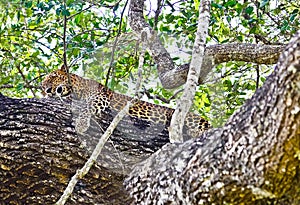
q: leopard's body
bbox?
[41,68,210,138]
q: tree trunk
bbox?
[124,32,300,204]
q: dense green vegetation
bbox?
[0,0,298,126]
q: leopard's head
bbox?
[41,67,72,98]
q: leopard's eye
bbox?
[45,87,52,94]
[56,85,63,95]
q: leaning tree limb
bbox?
[129,0,285,89]
[169,0,210,143]
[124,31,300,204]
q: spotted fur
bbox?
[41,67,210,137]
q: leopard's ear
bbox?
[59,64,68,73]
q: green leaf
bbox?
[36,16,41,24]
[16,83,24,91]
[56,8,61,16]
[236,35,243,41]
[280,20,289,31]
[290,13,297,22]
[166,14,175,23]
[160,26,170,32]
[37,2,44,10]
[62,9,71,16]
[25,1,33,8]
[223,79,232,89]
[82,33,88,39]
[17,11,20,20]
[224,0,237,8]
[235,3,243,15]
[211,3,223,9]
[249,26,257,34]
[226,15,231,23]
[245,6,254,15]
[221,39,229,43]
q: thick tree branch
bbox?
[0,95,133,204]
[129,0,178,88]
[129,0,285,89]
[206,43,284,64]
[124,31,300,204]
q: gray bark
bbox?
[124,31,300,204]
[129,0,285,88]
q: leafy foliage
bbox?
[0,0,298,125]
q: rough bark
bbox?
[0,95,160,204]
[129,0,285,89]
[124,32,300,204]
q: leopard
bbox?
[41,66,211,140]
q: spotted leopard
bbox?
[41,67,211,138]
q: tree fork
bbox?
[124,31,300,204]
